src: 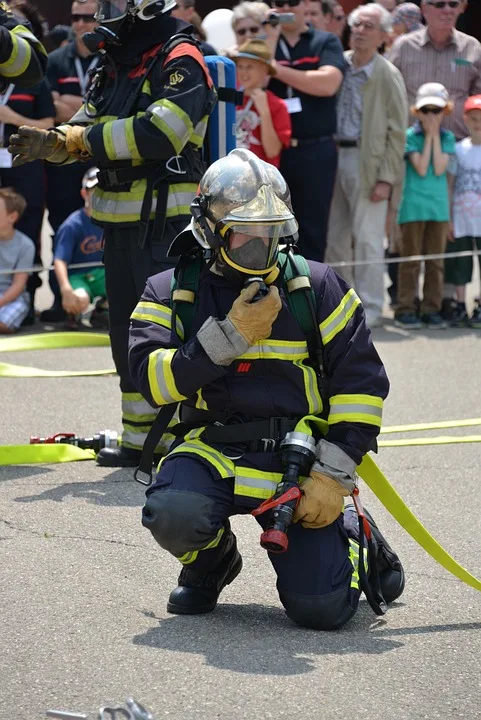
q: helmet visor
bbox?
[223,221,296,272]
[96,0,129,22]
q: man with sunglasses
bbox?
[267,0,346,263]
[41,0,99,321]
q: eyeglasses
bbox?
[236,26,261,36]
[352,20,379,30]
[419,106,443,114]
[427,1,461,8]
[271,0,301,8]
[71,13,97,22]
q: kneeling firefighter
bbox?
[8,0,217,467]
[128,148,405,630]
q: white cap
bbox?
[82,167,99,190]
[415,82,449,110]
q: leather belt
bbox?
[290,135,332,148]
[336,139,359,148]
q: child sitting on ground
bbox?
[0,187,35,334]
[53,167,108,329]
[445,95,481,328]
[395,82,456,329]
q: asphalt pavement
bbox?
[1,261,481,720]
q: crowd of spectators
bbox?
[231,0,481,329]
[1,0,481,334]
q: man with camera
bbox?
[267,0,346,262]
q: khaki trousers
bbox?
[325,148,388,323]
[397,221,449,314]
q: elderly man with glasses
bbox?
[267,0,346,263]
[325,2,407,329]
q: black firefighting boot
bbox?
[96,445,142,467]
[363,508,405,604]
[167,531,243,615]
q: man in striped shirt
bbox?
[388,0,481,141]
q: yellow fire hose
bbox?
[0,331,115,377]
[1,333,480,593]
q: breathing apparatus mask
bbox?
[175,149,298,288]
[83,0,176,53]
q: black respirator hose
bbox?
[84,52,119,119]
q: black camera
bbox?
[262,11,296,27]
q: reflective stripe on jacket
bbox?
[0,14,47,87]
[57,22,215,226]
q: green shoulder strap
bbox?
[170,249,325,389]
[278,249,326,391]
[170,253,204,341]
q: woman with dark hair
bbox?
[0,0,54,323]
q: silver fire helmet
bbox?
[190,148,298,275]
[95,0,176,25]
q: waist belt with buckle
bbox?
[173,412,301,453]
[336,139,359,148]
[290,135,332,148]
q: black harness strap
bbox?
[134,404,178,486]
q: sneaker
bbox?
[440,297,458,323]
[420,312,447,329]
[394,312,422,329]
[64,313,82,330]
[90,306,109,330]
[450,304,469,327]
[469,299,481,329]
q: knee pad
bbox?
[280,585,358,631]
[142,490,217,557]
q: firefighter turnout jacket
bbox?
[0,3,47,89]
[129,259,389,505]
[59,15,216,231]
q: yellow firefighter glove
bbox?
[293,466,350,529]
[9,127,69,167]
[63,125,92,159]
[227,282,282,346]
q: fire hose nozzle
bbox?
[253,431,316,553]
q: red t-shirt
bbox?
[236,90,291,168]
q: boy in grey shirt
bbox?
[0,188,35,333]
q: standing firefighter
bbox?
[8,0,217,467]
[0,1,47,89]
[128,149,405,629]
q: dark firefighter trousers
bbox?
[142,454,363,630]
[103,220,187,437]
